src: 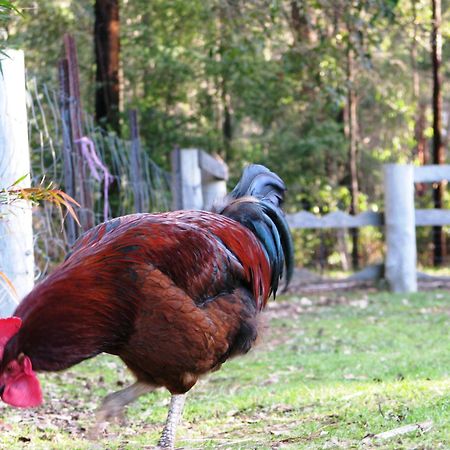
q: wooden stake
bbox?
[129,110,144,213]
[64,34,94,231]
[58,58,78,244]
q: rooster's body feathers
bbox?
[10,209,275,393]
[0,164,293,447]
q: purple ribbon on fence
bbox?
[75,137,113,221]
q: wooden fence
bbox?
[287,163,450,293]
[171,148,228,211]
[2,48,449,309]
[1,42,172,315]
[170,152,450,293]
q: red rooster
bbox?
[0,164,293,448]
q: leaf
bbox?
[1,183,81,227]
[10,174,29,187]
[48,190,81,226]
[0,0,23,16]
[0,271,18,299]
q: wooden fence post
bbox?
[58,58,78,244]
[129,109,144,213]
[198,151,228,211]
[171,149,228,211]
[384,164,417,292]
[0,50,35,315]
[171,148,203,210]
[63,34,94,231]
[202,176,227,211]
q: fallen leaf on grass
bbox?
[271,404,295,414]
[262,375,280,385]
[270,429,284,436]
[226,409,239,417]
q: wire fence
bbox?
[27,77,172,278]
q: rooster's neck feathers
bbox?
[216,164,294,300]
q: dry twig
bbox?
[363,420,433,443]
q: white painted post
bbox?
[197,150,228,211]
[0,50,34,316]
[384,164,417,292]
[202,177,227,211]
[171,148,203,210]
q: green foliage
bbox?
[0,0,21,25]
[0,0,21,62]
[4,0,445,268]
[6,1,94,98]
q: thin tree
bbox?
[411,0,428,197]
[431,0,445,265]
[94,0,120,134]
[290,0,315,43]
[218,3,233,161]
[347,28,360,271]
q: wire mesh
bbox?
[26,77,172,279]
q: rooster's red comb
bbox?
[0,317,22,360]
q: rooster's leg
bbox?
[89,381,155,437]
[157,393,186,449]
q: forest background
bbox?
[1,0,449,272]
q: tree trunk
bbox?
[431,0,445,266]
[290,0,315,44]
[221,79,232,160]
[411,0,420,101]
[336,107,350,271]
[94,0,120,134]
[411,0,428,197]
[415,102,428,197]
[218,5,233,161]
[347,43,360,271]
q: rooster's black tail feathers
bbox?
[218,165,294,296]
[228,164,286,208]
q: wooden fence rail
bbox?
[287,210,383,229]
[170,156,450,293]
[287,209,450,229]
[287,164,450,293]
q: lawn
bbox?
[0,291,449,449]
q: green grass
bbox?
[0,291,449,449]
[418,266,450,277]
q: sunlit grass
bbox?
[0,291,449,449]
[418,266,450,277]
